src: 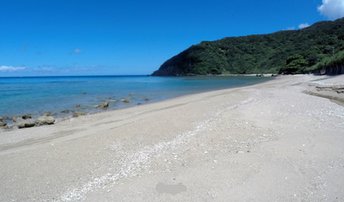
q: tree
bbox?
[279,54,308,74]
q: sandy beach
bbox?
[0,75,344,201]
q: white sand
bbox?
[0,75,344,201]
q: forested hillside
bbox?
[153,18,344,76]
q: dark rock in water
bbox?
[121,98,130,103]
[75,104,81,108]
[73,112,86,117]
[144,98,150,102]
[12,116,18,122]
[137,102,142,105]
[35,116,55,126]
[17,119,35,129]
[22,114,32,120]
[97,101,110,109]
[61,110,71,114]
[0,120,7,128]
[0,117,5,127]
[43,112,52,116]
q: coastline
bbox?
[218,73,277,77]
[0,75,272,131]
[0,75,344,201]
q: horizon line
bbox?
[0,74,152,78]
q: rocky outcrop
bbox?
[17,119,35,129]
[121,98,130,103]
[97,101,110,109]
[321,64,344,75]
[61,110,71,114]
[43,112,53,116]
[10,114,56,129]
[22,114,32,120]
[73,112,86,117]
[315,86,344,93]
[0,117,7,128]
[305,84,344,106]
[35,116,55,126]
[12,116,18,122]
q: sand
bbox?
[0,75,343,201]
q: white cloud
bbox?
[285,23,309,31]
[318,0,344,19]
[0,65,26,72]
[298,23,310,29]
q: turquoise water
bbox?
[0,76,270,118]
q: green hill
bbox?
[152,18,344,76]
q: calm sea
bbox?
[0,75,270,119]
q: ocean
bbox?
[0,75,270,119]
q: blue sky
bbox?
[0,0,343,76]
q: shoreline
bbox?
[1,75,344,201]
[0,76,273,131]
[0,79,265,146]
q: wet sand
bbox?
[0,75,343,201]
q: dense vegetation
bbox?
[309,50,344,74]
[152,18,344,76]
